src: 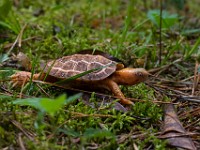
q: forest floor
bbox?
[0,0,199,149]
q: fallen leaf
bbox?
[159,104,197,150]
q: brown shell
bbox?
[77,49,125,65]
[42,54,118,81]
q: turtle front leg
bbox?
[104,79,133,105]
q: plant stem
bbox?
[159,0,163,65]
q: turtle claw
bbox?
[10,80,19,88]
[120,99,134,105]
[10,71,32,87]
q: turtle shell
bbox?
[77,49,125,65]
[42,54,118,81]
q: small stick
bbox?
[18,24,27,48]
[7,24,27,54]
[18,133,26,150]
[192,61,199,95]
[71,112,113,118]
[159,0,163,65]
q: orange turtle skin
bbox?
[11,54,148,105]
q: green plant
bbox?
[184,36,200,59]
[147,9,178,29]
[0,0,21,34]
[12,94,81,116]
[82,128,115,140]
[138,131,167,150]
[132,101,162,125]
[0,54,9,63]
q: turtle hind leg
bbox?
[104,79,133,105]
[10,71,41,87]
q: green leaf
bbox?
[0,0,12,20]
[147,10,178,29]
[0,95,12,99]
[83,128,115,139]
[0,0,21,34]
[12,97,43,110]
[58,128,80,137]
[0,21,12,29]
[12,94,81,116]
[40,94,67,115]
[65,93,82,105]
[0,54,9,63]
[181,29,200,36]
[185,37,200,59]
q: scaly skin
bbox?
[103,68,148,104]
[10,68,148,105]
[10,71,43,87]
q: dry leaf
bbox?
[159,104,196,150]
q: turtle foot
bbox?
[10,71,32,87]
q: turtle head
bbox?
[112,68,149,85]
[130,68,149,84]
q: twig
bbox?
[3,36,41,49]
[185,119,200,129]
[179,107,200,119]
[35,83,50,97]
[71,112,113,118]
[148,58,182,75]
[18,24,27,48]
[192,61,199,95]
[181,75,199,82]
[148,83,200,103]
[7,24,27,54]
[11,120,36,141]
[159,0,163,65]
[159,132,199,139]
[18,133,26,150]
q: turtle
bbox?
[10,51,149,105]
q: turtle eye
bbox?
[137,72,143,77]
